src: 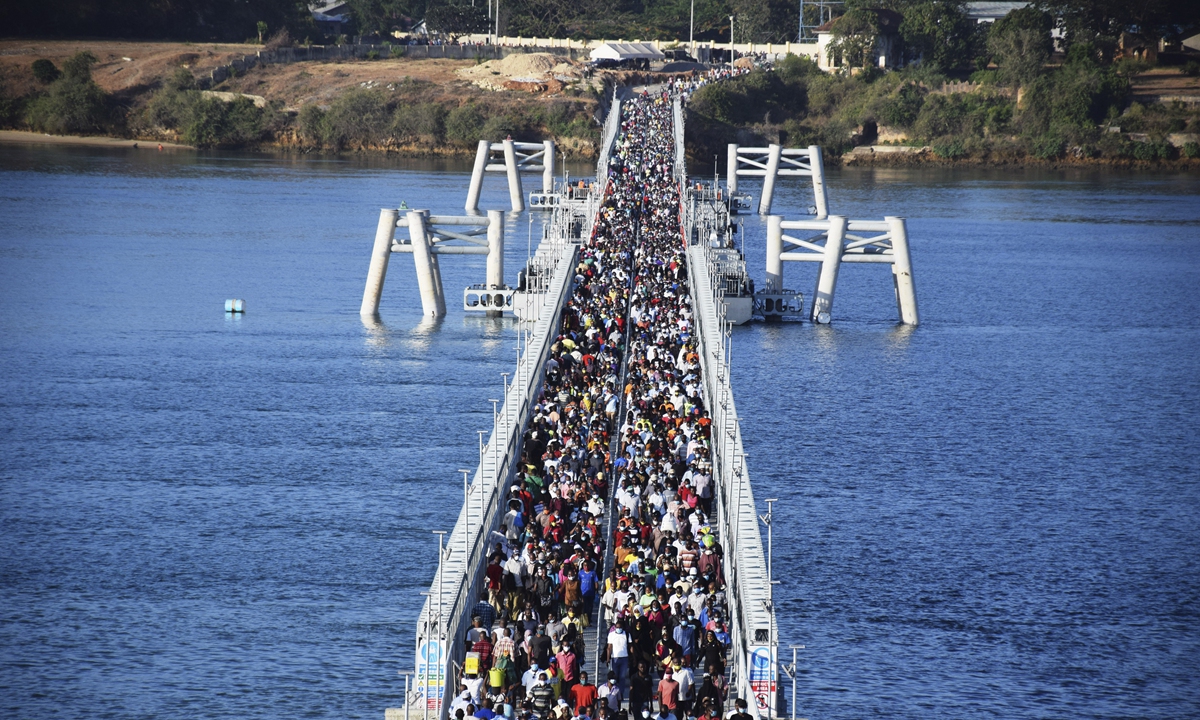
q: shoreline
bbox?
[0,130,193,151]
[4,129,1196,171]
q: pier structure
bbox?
[765,214,918,325]
[725,143,829,218]
[383,85,917,720]
[465,139,557,214]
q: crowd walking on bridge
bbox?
[449,92,749,720]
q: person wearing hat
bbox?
[552,697,573,720]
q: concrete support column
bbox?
[487,210,505,289]
[360,207,398,316]
[758,143,782,215]
[809,145,829,219]
[765,215,783,293]
[409,210,446,317]
[542,141,556,195]
[503,139,525,212]
[726,143,739,194]
[486,210,505,317]
[887,216,919,325]
[428,252,447,317]
[811,215,846,324]
[466,140,490,213]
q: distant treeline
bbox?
[4,0,1195,65]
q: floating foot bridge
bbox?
[376,86,918,720]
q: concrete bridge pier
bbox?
[765,214,784,292]
[486,209,505,317]
[887,216,919,325]
[409,210,447,317]
[758,144,782,215]
[465,140,491,214]
[810,215,847,324]
[809,145,829,219]
[360,207,399,316]
[727,143,739,194]
[542,140,556,195]
[503,139,525,212]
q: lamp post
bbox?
[690,0,695,57]
[782,645,805,720]
[730,15,735,64]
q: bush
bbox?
[391,102,447,143]
[871,81,926,129]
[31,59,61,84]
[25,51,111,134]
[298,104,326,143]
[1131,140,1170,161]
[320,88,388,149]
[1031,133,1064,159]
[182,96,268,148]
[367,49,380,60]
[1183,61,1199,77]
[0,81,23,127]
[1184,141,1200,158]
[445,103,486,146]
[775,54,819,84]
[138,69,270,148]
[931,137,966,158]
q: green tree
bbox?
[986,7,1053,89]
[25,51,110,134]
[828,7,882,69]
[425,1,489,41]
[346,0,426,35]
[31,59,61,84]
[1033,0,1195,60]
[898,0,980,72]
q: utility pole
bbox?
[729,15,735,63]
[690,0,695,57]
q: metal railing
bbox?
[685,241,777,720]
[595,96,623,185]
[414,238,578,720]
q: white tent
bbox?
[589,42,665,62]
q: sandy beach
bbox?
[0,130,192,150]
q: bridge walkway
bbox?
[401,89,777,720]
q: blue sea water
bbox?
[1,145,1198,719]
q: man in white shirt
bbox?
[597,674,623,712]
[605,622,631,694]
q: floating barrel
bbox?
[224,299,245,313]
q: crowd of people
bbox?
[668,64,754,104]
[447,92,744,720]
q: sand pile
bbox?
[458,52,584,92]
